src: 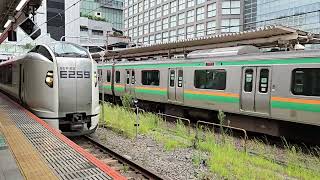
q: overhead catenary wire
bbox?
[15,0,83,45]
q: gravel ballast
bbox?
[90,127,214,180]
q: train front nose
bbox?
[57,57,93,133]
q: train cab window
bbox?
[291,68,320,96]
[131,70,135,84]
[169,70,175,87]
[37,46,53,61]
[142,70,160,86]
[115,71,120,83]
[244,69,253,92]
[126,70,130,84]
[29,45,39,53]
[106,70,111,82]
[194,69,226,90]
[259,69,269,93]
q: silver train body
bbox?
[0,42,99,136]
[98,46,320,136]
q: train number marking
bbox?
[60,71,90,78]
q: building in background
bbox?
[244,0,320,33]
[79,0,129,52]
[123,0,243,45]
[0,0,129,56]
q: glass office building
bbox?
[81,0,124,30]
[123,0,243,45]
[244,0,320,33]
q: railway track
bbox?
[73,135,165,180]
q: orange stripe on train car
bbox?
[271,96,320,105]
[135,86,167,91]
[115,84,125,87]
[184,90,239,98]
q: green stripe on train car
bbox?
[98,57,320,69]
[99,85,125,92]
[184,93,239,103]
[98,62,206,69]
[135,89,167,96]
[271,101,320,112]
[115,87,125,91]
[217,57,320,66]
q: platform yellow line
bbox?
[0,112,57,180]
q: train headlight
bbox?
[94,71,97,87]
[45,71,54,88]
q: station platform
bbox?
[0,93,126,180]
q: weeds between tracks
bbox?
[99,101,320,179]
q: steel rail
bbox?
[83,135,165,180]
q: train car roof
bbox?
[97,49,320,67]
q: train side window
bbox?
[244,69,253,92]
[291,68,320,96]
[37,46,53,61]
[259,69,269,93]
[115,71,120,83]
[126,70,130,84]
[169,70,175,87]
[142,70,160,86]
[194,69,226,90]
[106,70,111,82]
[131,70,135,84]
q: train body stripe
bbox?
[98,62,205,69]
[135,86,167,95]
[99,85,125,91]
[217,57,320,66]
[271,101,320,112]
[98,57,320,69]
[184,93,239,103]
[184,90,239,98]
[271,96,320,112]
[271,96,320,105]
[135,86,166,91]
[135,89,167,95]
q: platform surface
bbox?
[0,133,23,180]
[0,93,126,180]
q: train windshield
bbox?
[48,42,89,58]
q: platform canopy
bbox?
[92,25,320,61]
[0,0,42,44]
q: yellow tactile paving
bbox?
[0,112,58,180]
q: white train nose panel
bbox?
[57,57,92,116]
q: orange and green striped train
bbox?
[98,47,320,136]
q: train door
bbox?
[125,69,135,94]
[240,67,271,115]
[168,68,184,103]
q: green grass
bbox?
[100,103,320,179]
[100,103,160,138]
